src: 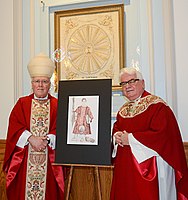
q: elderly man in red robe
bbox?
[3,53,64,199]
[110,67,188,200]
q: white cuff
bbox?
[128,133,158,163]
[112,133,118,158]
[16,130,32,148]
[47,134,56,150]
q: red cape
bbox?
[111,91,188,200]
[3,94,64,200]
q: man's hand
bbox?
[114,130,129,147]
[114,131,124,146]
[28,135,48,152]
[121,131,129,145]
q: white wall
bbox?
[0,0,14,138]
[173,0,188,141]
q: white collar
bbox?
[34,94,48,100]
[128,95,141,103]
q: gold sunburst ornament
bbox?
[67,24,111,75]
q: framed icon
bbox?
[54,4,125,91]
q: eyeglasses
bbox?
[32,80,50,85]
[120,79,140,87]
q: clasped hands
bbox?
[114,130,129,147]
[28,135,48,152]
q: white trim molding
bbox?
[13,0,23,102]
[162,0,177,114]
[147,0,155,94]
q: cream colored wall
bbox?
[173,0,188,141]
[0,0,14,138]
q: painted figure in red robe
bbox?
[110,67,188,200]
[3,53,64,200]
[72,98,94,135]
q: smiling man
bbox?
[3,53,64,200]
[110,67,188,200]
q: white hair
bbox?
[119,67,143,80]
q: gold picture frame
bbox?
[54,4,125,91]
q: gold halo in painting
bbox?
[67,24,111,75]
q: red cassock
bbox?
[3,94,64,200]
[110,91,188,200]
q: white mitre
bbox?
[27,52,55,78]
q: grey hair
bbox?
[119,67,143,80]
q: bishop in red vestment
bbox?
[3,53,64,200]
[110,67,188,200]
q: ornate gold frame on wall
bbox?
[54,4,125,91]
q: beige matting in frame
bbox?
[54,4,125,91]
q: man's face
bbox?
[120,73,145,101]
[31,76,51,98]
